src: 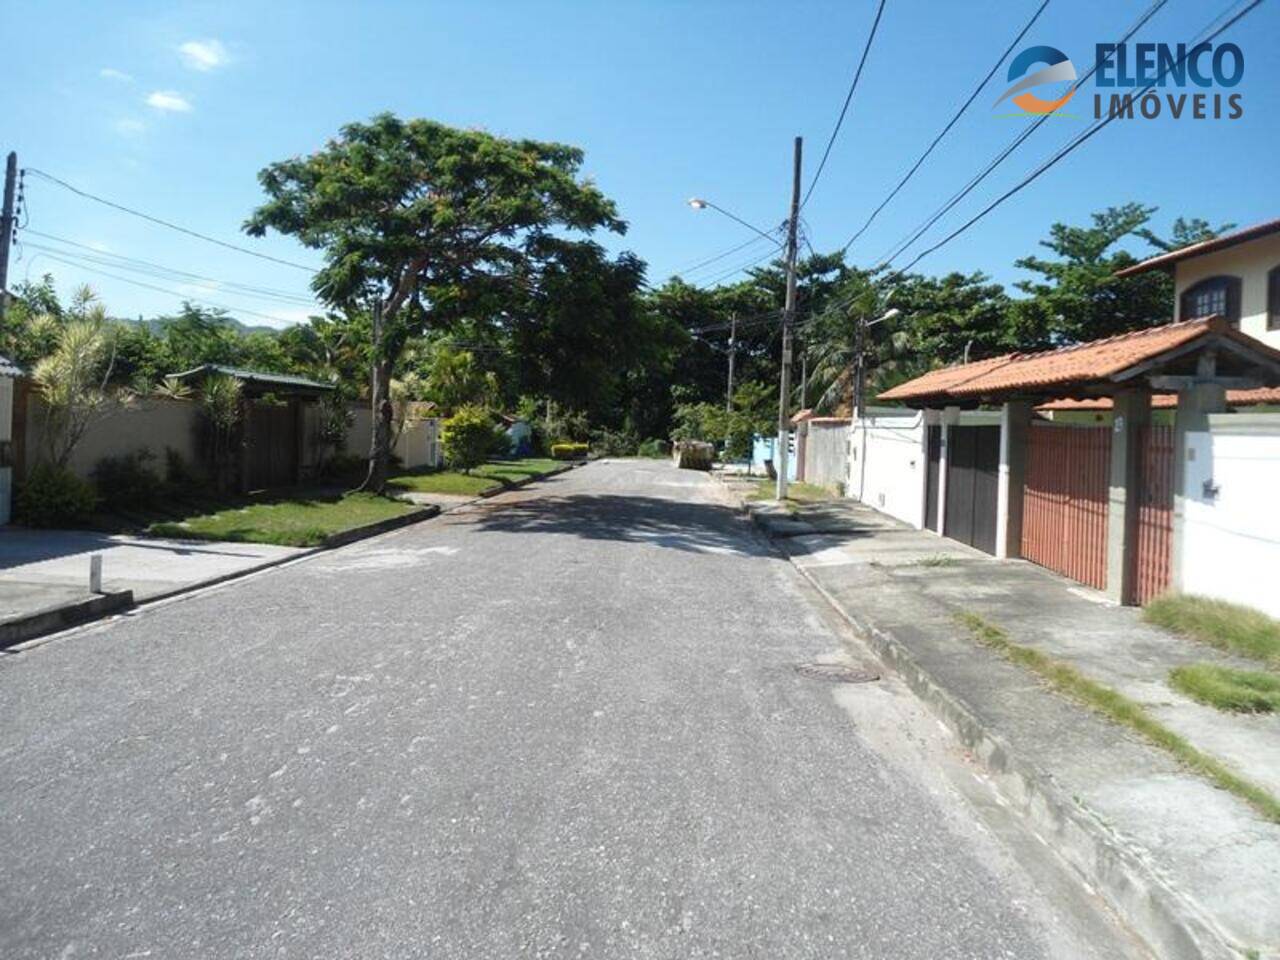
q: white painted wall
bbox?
[1180,413,1280,618]
[847,409,926,528]
[1174,232,1280,349]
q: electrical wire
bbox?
[34,251,310,326]
[23,232,319,306]
[801,0,889,210]
[842,0,1051,252]
[23,168,320,273]
[873,0,1169,269]
[893,0,1265,275]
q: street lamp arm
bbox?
[687,197,784,248]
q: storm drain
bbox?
[793,663,880,684]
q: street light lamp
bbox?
[854,306,903,419]
[686,197,783,248]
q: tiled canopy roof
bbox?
[1038,387,1280,412]
[878,317,1280,405]
[1114,217,1280,278]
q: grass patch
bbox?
[1143,594,1280,670]
[915,554,960,568]
[956,611,1280,824]
[1169,663,1280,714]
[148,492,416,547]
[388,458,561,497]
[745,479,837,505]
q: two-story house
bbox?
[1116,217,1280,350]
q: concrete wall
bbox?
[802,420,851,488]
[751,433,797,480]
[1173,232,1280,349]
[847,409,926,528]
[1179,412,1280,617]
[394,418,442,470]
[24,395,203,481]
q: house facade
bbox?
[1116,218,1280,349]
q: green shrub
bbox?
[442,405,501,473]
[637,438,669,459]
[164,447,204,489]
[92,448,162,511]
[319,451,367,481]
[1169,663,1280,713]
[15,463,99,527]
[551,442,589,460]
[590,428,640,458]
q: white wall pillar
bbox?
[1171,382,1227,592]
[937,406,960,535]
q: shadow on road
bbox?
[461,493,774,557]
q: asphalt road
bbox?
[0,460,1142,959]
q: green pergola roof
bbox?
[170,364,336,396]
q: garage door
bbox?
[944,425,999,554]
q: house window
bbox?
[1180,275,1242,327]
[1269,266,1280,330]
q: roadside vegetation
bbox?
[956,611,1280,824]
[1168,664,1280,714]
[1144,594,1280,669]
[389,458,561,498]
[149,492,418,547]
[746,479,838,505]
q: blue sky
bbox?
[6,0,1278,329]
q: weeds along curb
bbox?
[727,490,1236,960]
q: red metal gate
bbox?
[1021,424,1111,590]
[1129,425,1175,605]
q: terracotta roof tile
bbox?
[877,317,1280,404]
[1038,387,1280,412]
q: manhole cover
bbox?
[793,663,880,684]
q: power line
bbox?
[801,0,889,210]
[874,0,1169,268]
[894,0,1265,275]
[34,251,310,326]
[23,167,319,273]
[809,0,1258,333]
[23,232,319,306]
[842,0,1051,252]
[670,234,777,279]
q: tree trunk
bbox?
[358,356,393,493]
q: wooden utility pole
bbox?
[726,313,737,411]
[0,153,17,323]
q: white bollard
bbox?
[89,554,103,594]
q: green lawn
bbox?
[388,458,562,497]
[1144,594,1280,670]
[746,478,838,505]
[148,492,418,547]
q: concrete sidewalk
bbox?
[725,480,1280,960]
[0,530,305,647]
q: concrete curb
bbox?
[0,590,135,651]
[6,463,588,653]
[729,488,1235,960]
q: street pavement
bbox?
[0,460,1143,959]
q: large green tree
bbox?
[245,113,624,491]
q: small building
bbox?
[0,354,23,524]
[171,364,335,491]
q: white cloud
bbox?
[100,67,134,83]
[178,39,229,72]
[114,118,146,136]
[146,90,192,112]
